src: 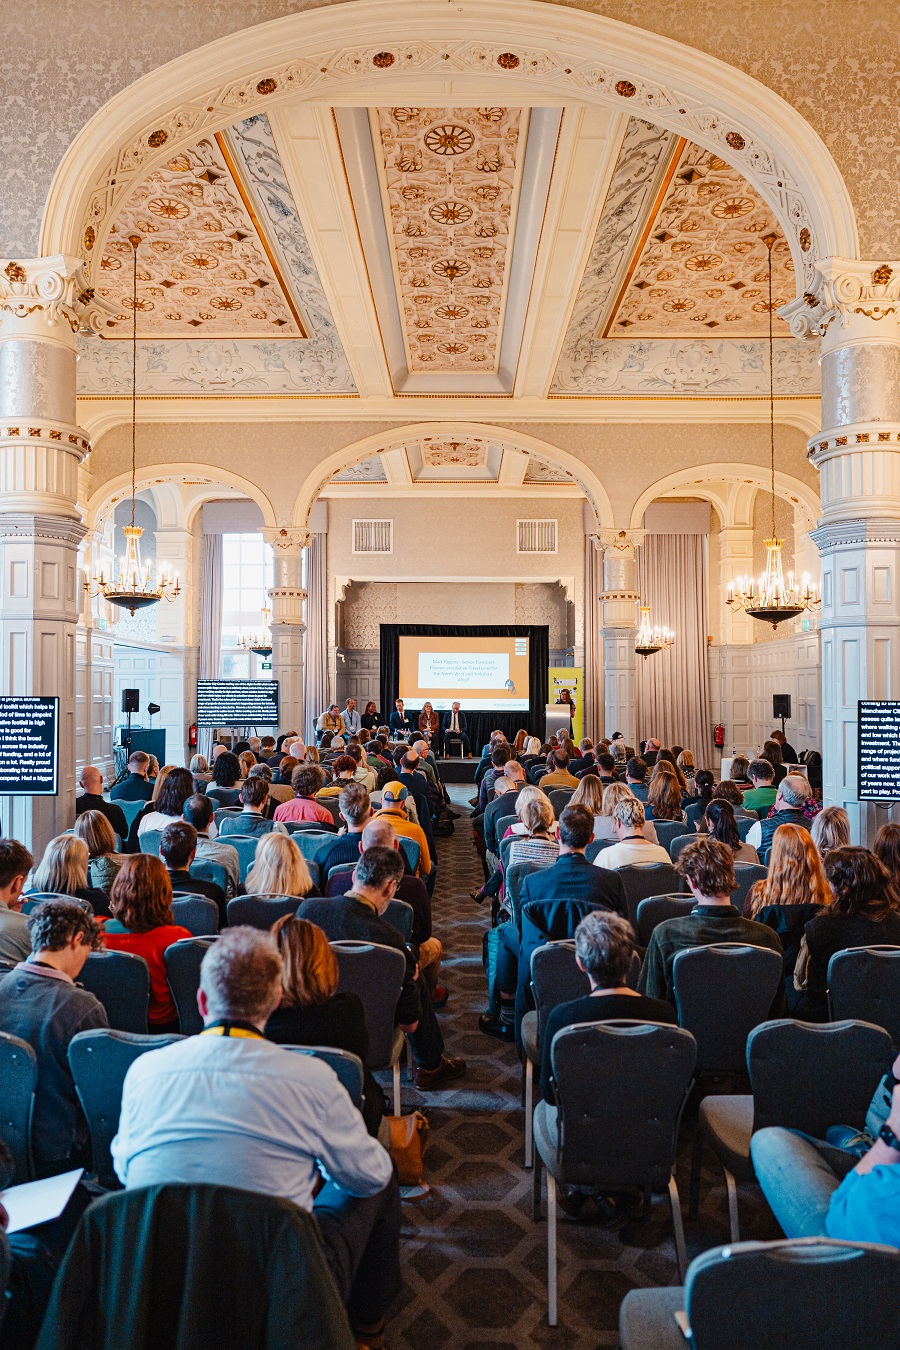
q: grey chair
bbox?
[397,837,420,874]
[281,1045,364,1111]
[384,898,414,942]
[171,894,219,936]
[0,1031,37,1182]
[620,1237,900,1350]
[221,833,259,884]
[635,894,695,947]
[534,1020,697,1324]
[325,863,356,897]
[618,863,682,925]
[733,863,768,912]
[692,1018,893,1241]
[138,829,163,856]
[673,943,784,1078]
[547,788,574,819]
[68,1028,184,1188]
[505,861,542,928]
[21,892,91,914]
[284,820,338,835]
[495,813,518,843]
[330,940,406,1115]
[226,894,302,930]
[828,945,900,1044]
[79,950,150,1033]
[736,816,759,842]
[521,941,590,1168]
[652,819,690,851]
[190,858,229,893]
[668,833,696,862]
[585,838,613,864]
[291,831,336,866]
[163,937,216,1034]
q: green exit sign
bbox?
[261,662,272,671]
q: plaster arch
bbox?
[289,423,615,532]
[629,463,820,533]
[85,462,277,533]
[42,0,856,312]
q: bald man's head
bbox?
[80,766,103,794]
[504,761,526,783]
[362,816,399,852]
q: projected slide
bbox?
[399,635,529,711]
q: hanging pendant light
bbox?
[726,234,820,629]
[240,606,273,658]
[634,605,675,659]
[85,236,180,617]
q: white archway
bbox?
[43,0,857,309]
[629,462,820,533]
[86,462,277,532]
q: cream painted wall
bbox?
[341,581,572,650]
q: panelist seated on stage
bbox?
[417,702,440,748]
[316,705,346,740]
[442,702,471,758]
[389,699,413,736]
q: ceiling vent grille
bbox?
[517,519,557,554]
[352,519,393,554]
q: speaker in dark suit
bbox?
[442,702,471,757]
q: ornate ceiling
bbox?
[325,439,579,488]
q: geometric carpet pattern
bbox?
[385,788,780,1347]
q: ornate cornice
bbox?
[0,256,111,338]
[0,511,87,546]
[810,517,900,551]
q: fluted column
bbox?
[0,257,106,852]
[804,260,900,841]
[598,529,643,746]
[263,527,308,735]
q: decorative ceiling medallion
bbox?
[375,105,524,372]
[421,438,485,466]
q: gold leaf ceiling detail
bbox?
[420,437,486,466]
[98,139,304,337]
[605,142,794,338]
[374,106,524,373]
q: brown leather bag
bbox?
[387,1110,430,1187]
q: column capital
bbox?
[794,257,900,349]
[260,526,310,553]
[0,255,111,343]
[597,528,646,558]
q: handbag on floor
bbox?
[387,1110,430,1187]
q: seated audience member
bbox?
[623,757,649,802]
[316,704,346,739]
[299,848,464,1090]
[318,783,373,877]
[794,847,900,1020]
[728,754,752,788]
[751,1047,900,1245]
[442,702,471,757]
[475,744,512,811]
[158,820,227,919]
[111,927,400,1341]
[590,781,659,845]
[244,831,318,900]
[147,754,160,781]
[538,750,579,791]
[710,778,757,820]
[677,749,698,793]
[540,910,676,1101]
[745,772,812,861]
[874,822,900,892]
[0,900,106,1175]
[135,765,196,842]
[237,750,257,781]
[0,839,34,963]
[520,805,625,916]
[316,755,359,799]
[217,776,286,838]
[273,765,334,826]
[646,762,688,825]
[685,770,715,828]
[246,761,282,813]
[189,754,210,791]
[377,782,432,879]
[344,743,376,794]
[747,823,831,1010]
[639,838,782,1004]
[358,815,444,1003]
[703,799,759,863]
[811,805,851,860]
[760,738,787,786]
[595,798,670,870]
[642,737,661,766]
[204,751,243,808]
[591,753,620,787]
[103,854,192,1030]
[656,750,689,797]
[109,751,154,802]
[182,793,240,898]
[741,757,778,815]
[507,794,560,869]
[74,810,124,894]
[266,759,296,803]
[483,761,526,857]
[397,752,436,830]
[75,765,127,840]
[610,732,627,764]
[265,915,383,1137]
[360,701,381,733]
[770,727,799,765]
[28,834,110,916]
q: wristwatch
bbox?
[878,1122,900,1152]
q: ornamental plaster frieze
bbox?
[554,336,820,396]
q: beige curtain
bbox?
[197,533,223,761]
[583,536,603,737]
[636,534,712,767]
[302,531,328,745]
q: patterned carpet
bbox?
[384,788,781,1348]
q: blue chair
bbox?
[291,832,334,865]
[220,833,259,884]
[227,894,303,930]
[114,799,146,831]
[171,894,219,936]
[0,1031,37,1182]
[281,1045,364,1111]
[139,829,163,856]
[22,892,90,914]
[164,938,216,1035]
[384,899,414,942]
[190,858,229,893]
[79,950,151,1033]
[331,941,406,1116]
[284,820,338,835]
[398,837,420,873]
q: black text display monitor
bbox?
[859,700,900,801]
[0,696,59,795]
[196,680,280,728]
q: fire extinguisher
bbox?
[714,724,725,749]
[188,723,197,748]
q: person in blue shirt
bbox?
[342,698,361,737]
[752,1050,900,1247]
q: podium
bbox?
[120,728,166,764]
[544,704,571,743]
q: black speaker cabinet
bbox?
[122,688,140,714]
[772,694,792,720]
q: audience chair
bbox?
[584,839,613,864]
[618,863,682,925]
[495,813,518,841]
[283,819,338,835]
[171,894,219,936]
[68,1028,184,1189]
[114,799,146,832]
[398,836,420,874]
[164,937,216,1035]
[619,1237,900,1350]
[79,950,150,1034]
[325,863,356,897]
[220,833,259,884]
[226,895,302,930]
[692,1018,893,1242]
[0,1031,37,1183]
[652,820,690,851]
[22,892,91,914]
[636,895,695,948]
[736,816,759,842]
[383,899,414,942]
[520,941,590,1168]
[673,943,783,1080]
[212,806,243,822]
[668,833,697,862]
[138,829,163,856]
[190,857,229,893]
[281,1045,364,1111]
[733,863,768,912]
[330,940,406,1116]
[505,861,543,928]
[291,831,336,865]
[534,1021,697,1324]
[828,945,900,1045]
[547,788,574,819]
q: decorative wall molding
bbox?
[553,334,821,396]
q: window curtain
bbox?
[636,534,712,767]
[303,531,328,745]
[198,533,223,762]
[583,536,603,739]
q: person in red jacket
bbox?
[102,855,191,1032]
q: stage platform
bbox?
[436,756,477,784]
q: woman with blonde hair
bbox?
[245,831,318,898]
[747,823,831,1010]
[74,810,124,895]
[304,746,321,765]
[592,781,659,844]
[29,834,110,914]
[810,805,851,861]
[647,762,688,825]
[676,749,698,793]
[265,915,381,1134]
[508,794,559,869]
[103,855,191,1030]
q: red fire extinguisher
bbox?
[188,723,197,748]
[714,724,725,749]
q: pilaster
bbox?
[598,530,642,745]
[718,526,756,646]
[262,527,309,734]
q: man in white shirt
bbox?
[595,797,671,870]
[342,698,362,737]
[111,927,399,1339]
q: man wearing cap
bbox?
[377,783,432,880]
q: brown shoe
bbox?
[415,1055,466,1091]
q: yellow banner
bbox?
[547,667,583,742]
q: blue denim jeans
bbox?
[750,1127,857,1238]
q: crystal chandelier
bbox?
[240,607,273,658]
[726,233,820,629]
[634,606,675,659]
[85,236,180,617]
